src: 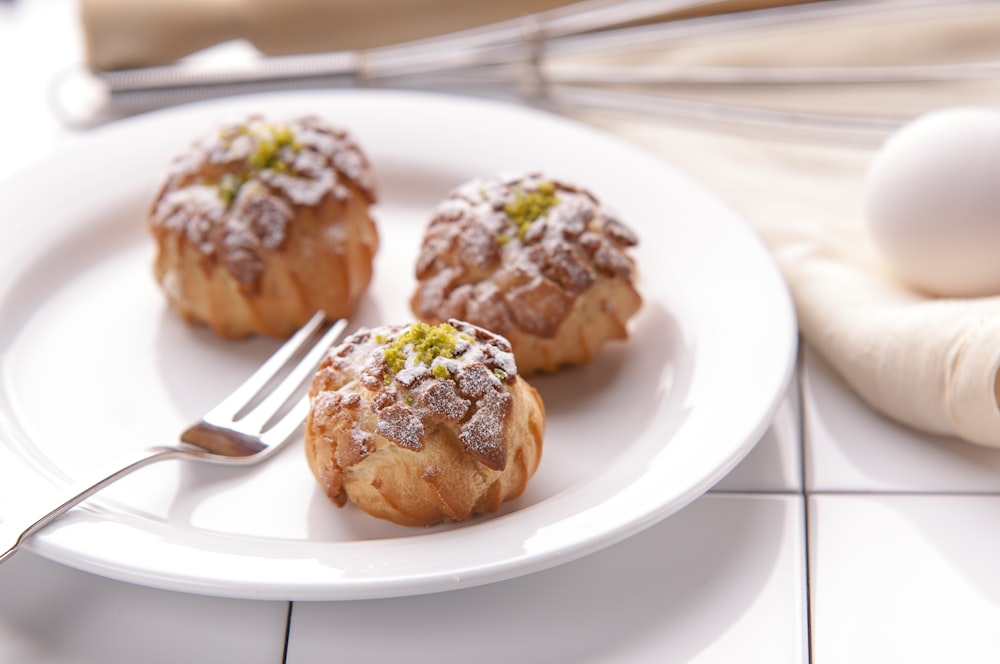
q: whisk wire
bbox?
[52,0,1000,139]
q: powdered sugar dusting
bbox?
[149,114,375,287]
[460,388,512,468]
[155,185,225,255]
[412,172,638,338]
[312,319,519,470]
[377,403,425,450]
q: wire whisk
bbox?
[51,0,1000,141]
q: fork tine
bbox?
[235,317,348,434]
[201,311,333,424]
[258,395,312,448]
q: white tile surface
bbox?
[802,345,1000,493]
[287,494,808,664]
[810,493,1000,663]
[0,551,289,664]
[714,375,802,493]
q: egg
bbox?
[864,106,1000,298]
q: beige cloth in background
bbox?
[571,6,1000,448]
[78,1,1000,447]
[80,0,581,70]
[601,121,1000,448]
[79,0,814,70]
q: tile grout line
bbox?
[806,489,1000,497]
[707,488,803,496]
[711,488,1000,496]
[803,492,814,664]
[797,357,815,664]
[282,601,293,664]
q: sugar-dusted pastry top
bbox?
[312,319,520,471]
[412,172,638,338]
[149,114,376,289]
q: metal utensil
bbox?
[0,312,347,564]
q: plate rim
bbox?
[0,89,797,600]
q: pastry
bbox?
[148,114,378,339]
[305,319,545,526]
[410,172,641,374]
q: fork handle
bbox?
[0,446,184,565]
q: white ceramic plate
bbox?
[0,90,795,600]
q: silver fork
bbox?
[0,312,347,564]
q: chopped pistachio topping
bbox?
[502,181,558,240]
[249,124,300,171]
[214,122,301,207]
[216,173,243,207]
[382,322,471,378]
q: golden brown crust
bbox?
[148,114,378,339]
[305,320,545,527]
[410,172,641,373]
